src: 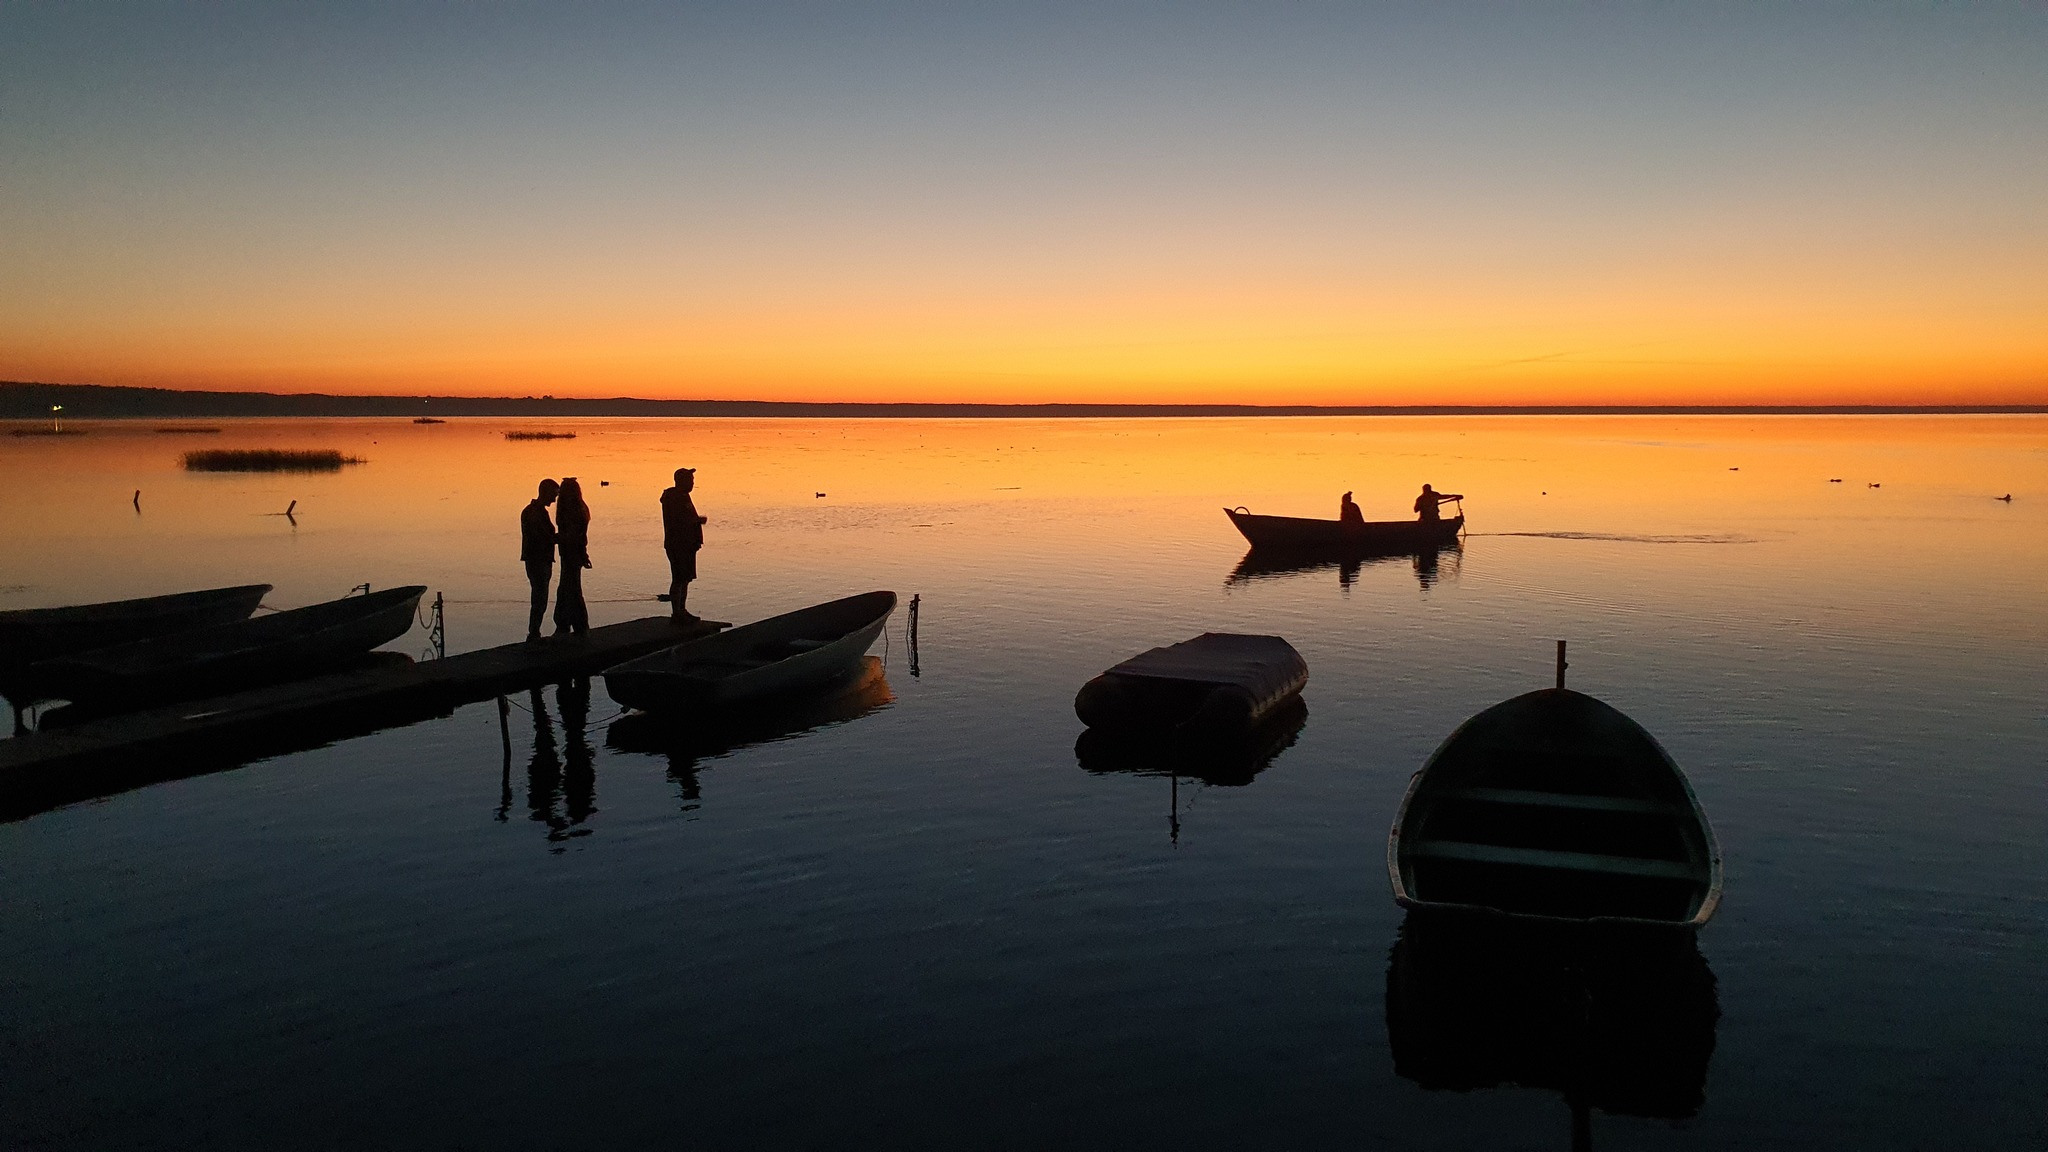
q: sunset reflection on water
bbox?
[2,414,2044,1149]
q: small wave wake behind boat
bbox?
[603,591,895,713]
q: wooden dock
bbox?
[0,615,726,820]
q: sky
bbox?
[2,2,2044,406]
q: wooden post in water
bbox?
[498,694,512,764]
[1556,640,1568,689]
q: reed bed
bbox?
[181,448,364,473]
[155,426,223,434]
[504,430,577,440]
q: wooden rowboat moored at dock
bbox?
[1389,683,1721,931]
[0,584,272,671]
[603,591,896,713]
[1225,507,1463,554]
[29,586,425,712]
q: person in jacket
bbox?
[660,467,707,621]
[520,479,559,641]
[1414,483,1463,522]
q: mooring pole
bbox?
[907,593,921,678]
[431,591,446,660]
[1556,640,1568,689]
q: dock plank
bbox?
[0,615,725,820]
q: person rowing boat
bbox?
[1415,484,1463,523]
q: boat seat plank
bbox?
[1447,787,1673,815]
[1410,839,1699,880]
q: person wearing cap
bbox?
[661,467,707,621]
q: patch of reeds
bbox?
[155,426,223,434]
[9,428,86,437]
[181,448,364,473]
[504,430,577,440]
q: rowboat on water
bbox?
[1389,684,1721,930]
[1226,506,1463,554]
[28,586,425,712]
[0,584,272,670]
[603,591,896,713]
[1074,632,1308,738]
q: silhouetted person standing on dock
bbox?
[1415,483,1463,523]
[554,477,592,635]
[520,479,559,641]
[1339,491,1364,526]
[661,467,706,621]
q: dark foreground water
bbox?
[2,416,2045,1149]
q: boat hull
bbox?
[29,586,424,709]
[0,584,272,698]
[603,591,896,713]
[1074,632,1307,738]
[1388,688,1721,931]
[1225,508,1462,554]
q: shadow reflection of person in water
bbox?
[525,686,562,834]
[554,477,592,635]
[1414,548,1441,590]
[525,682,596,848]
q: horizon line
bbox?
[3,381,2044,419]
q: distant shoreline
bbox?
[4,381,2043,419]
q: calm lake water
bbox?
[2,415,2045,1150]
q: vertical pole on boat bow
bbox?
[1556,640,1568,689]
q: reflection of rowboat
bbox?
[603,591,895,713]
[1225,507,1462,554]
[31,586,424,712]
[1390,686,1721,930]
[607,656,894,761]
[1387,915,1719,1132]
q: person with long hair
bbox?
[553,476,592,635]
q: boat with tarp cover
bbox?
[1075,632,1307,738]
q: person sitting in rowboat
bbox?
[1339,491,1364,526]
[1414,484,1463,522]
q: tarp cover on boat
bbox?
[1075,632,1307,736]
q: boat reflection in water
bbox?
[1076,697,1307,841]
[1226,544,1461,592]
[1386,916,1719,1151]
[604,656,895,810]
